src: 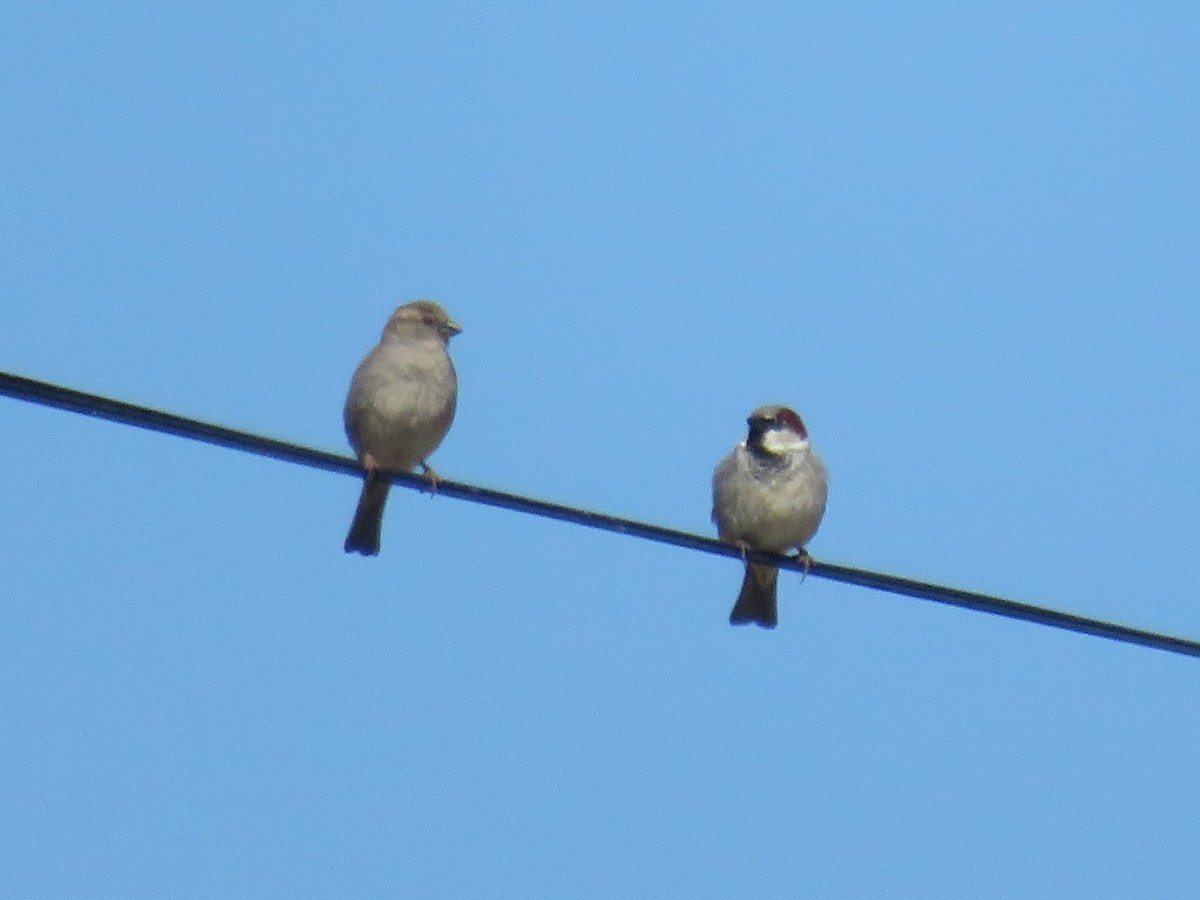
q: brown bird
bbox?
[712,405,828,628]
[343,300,461,555]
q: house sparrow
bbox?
[343,299,461,555]
[712,404,828,628]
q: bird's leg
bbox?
[789,548,814,582]
[361,452,380,478]
[419,461,440,496]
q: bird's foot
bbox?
[789,548,814,582]
[419,462,441,496]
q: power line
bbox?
[3,368,1198,659]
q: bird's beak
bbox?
[445,320,463,336]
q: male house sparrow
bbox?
[343,300,461,555]
[712,405,828,628]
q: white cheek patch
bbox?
[761,427,808,454]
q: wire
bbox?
[4,368,1198,659]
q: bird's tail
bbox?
[729,563,779,628]
[344,475,390,556]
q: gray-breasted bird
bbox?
[712,404,828,628]
[343,300,461,555]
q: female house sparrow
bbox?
[343,300,461,556]
[712,405,828,628]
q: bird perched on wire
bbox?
[712,404,828,628]
[343,299,462,556]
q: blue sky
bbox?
[3,2,1199,896]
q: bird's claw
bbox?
[419,462,440,496]
[789,548,814,582]
[361,452,380,476]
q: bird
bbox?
[343,299,461,556]
[711,404,828,628]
